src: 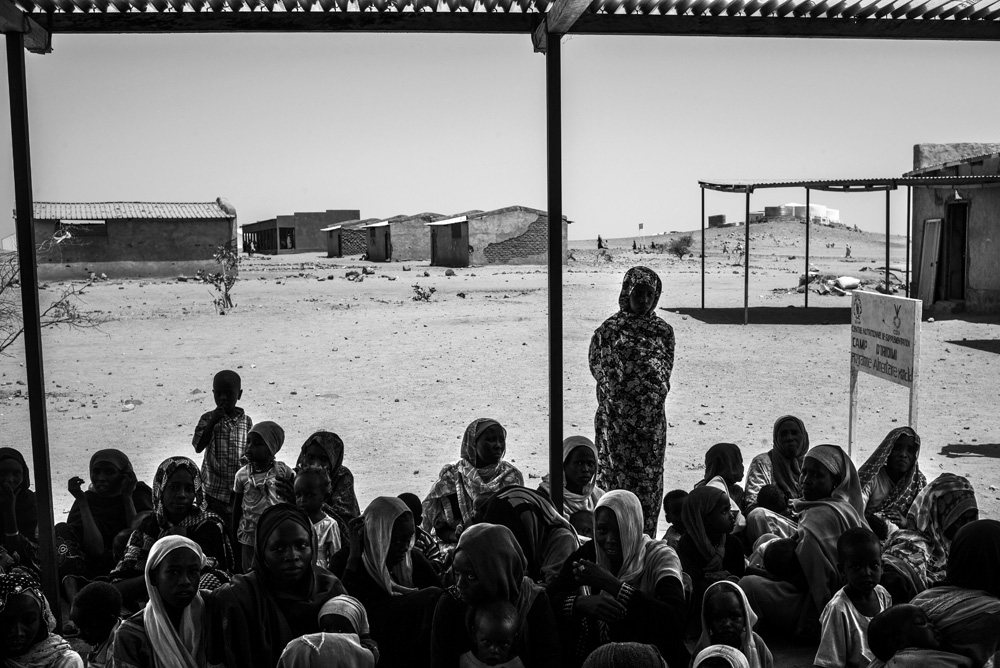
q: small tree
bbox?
[667,234,694,259]
[1,235,108,356]
[208,241,239,314]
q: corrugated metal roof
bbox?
[33,201,234,220]
[905,150,1000,176]
[426,215,469,226]
[700,174,1000,192]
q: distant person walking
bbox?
[845,244,852,259]
[589,266,676,536]
[597,235,605,250]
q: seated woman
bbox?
[744,415,808,521]
[548,490,689,668]
[538,435,604,520]
[693,581,773,668]
[698,443,747,516]
[57,449,152,580]
[430,523,560,668]
[422,419,523,545]
[113,536,209,668]
[295,431,361,522]
[882,473,977,603]
[677,486,744,631]
[738,444,867,641]
[0,572,83,668]
[477,486,580,586]
[858,427,926,539]
[207,503,347,668]
[109,457,233,611]
[0,448,39,577]
[334,496,442,668]
[911,519,1000,668]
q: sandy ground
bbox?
[3,220,999,543]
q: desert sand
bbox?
[2,220,998,534]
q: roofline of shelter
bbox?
[699,174,1000,193]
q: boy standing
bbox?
[193,370,252,527]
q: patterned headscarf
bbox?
[144,536,207,668]
[907,474,976,573]
[858,427,926,525]
[681,486,730,570]
[618,266,662,316]
[769,415,809,501]
[595,490,683,595]
[297,432,345,473]
[694,581,766,668]
[361,497,417,596]
[249,421,285,456]
[151,456,208,529]
[461,418,507,468]
[693,645,751,668]
[0,572,77,668]
[318,595,370,635]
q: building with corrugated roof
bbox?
[323,218,376,258]
[30,198,237,279]
[428,205,570,267]
[908,143,1000,313]
[242,209,360,255]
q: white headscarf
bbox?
[362,496,418,596]
[143,535,207,668]
[595,490,683,595]
[694,581,766,668]
[693,645,752,668]
[318,595,370,635]
[277,633,375,668]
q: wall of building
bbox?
[708,214,726,228]
[292,210,360,253]
[367,227,391,262]
[388,219,434,261]
[914,143,1000,171]
[342,228,367,255]
[430,223,469,267]
[912,186,1000,312]
[468,208,568,266]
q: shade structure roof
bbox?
[11,0,1000,40]
[699,174,1000,193]
[32,200,235,220]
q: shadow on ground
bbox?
[664,306,851,326]
[939,443,1000,459]
[946,339,1000,355]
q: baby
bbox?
[461,600,525,668]
[569,509,594,541]
[756,485,791,517]
[867,604,972,668]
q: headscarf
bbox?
[681,486,730,572]
[277,633,374,668]
[581,642,668,668]
[452,523,541,631]
[115,457,230,578]
[296,431,360,522]
[943,519,1000,597]
[858,427,926,524]
[361,497,417,596]
[421,419,523,535]
[703,443,743,488]
[794,444,866,518]
[594,490,683,596]
[0,572,79,668]
[0,448,37,540]
[693,645,752,668]
[143,536,207,668]
[90,449,133,478]
[538,436,605,517]
[249,421,285,456]
[478,485,579,582]
[618,266,662,316]
[694,581,766,668]
[768,416,809,501]
[318,595,370,635]
[253,503,317,582]
[297,431,345,472]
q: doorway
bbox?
[937,202,968,302]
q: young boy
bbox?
[661,489,688,548]
[233,421,294,572]
[398,492,444,568]
[569,509,594,541]
[193,370,252,527]
[70,581,122,668]
[867,604,971,668]
[294,466,340,570]
[461,600,525,668]
[814,527,892,668]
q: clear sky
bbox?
[0,31,998,242]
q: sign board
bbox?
[638,223,644,230]
[848,290,922,456]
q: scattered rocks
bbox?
[445,269,456,277]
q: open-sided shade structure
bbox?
[5,0,1000,613]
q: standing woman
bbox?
[590,267,675,536]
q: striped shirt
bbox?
[193,408,252,504]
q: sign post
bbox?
[848,290,922,457]
[638,222,644,248]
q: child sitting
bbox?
[694,581,773,668]
[759,538,807,591]
[569,509,594,541]
[233,421,294,572]
[693,645,752,668]
[661,489,688,548]
[69,581,122,668]
[814,528,892,668]
[293,466,340,570]
[0,572,83,668]
[755,485,790,517]
[317,594,380,664]
[461,600,525,668]
[866,604,972,668]
[398,492,444,567]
